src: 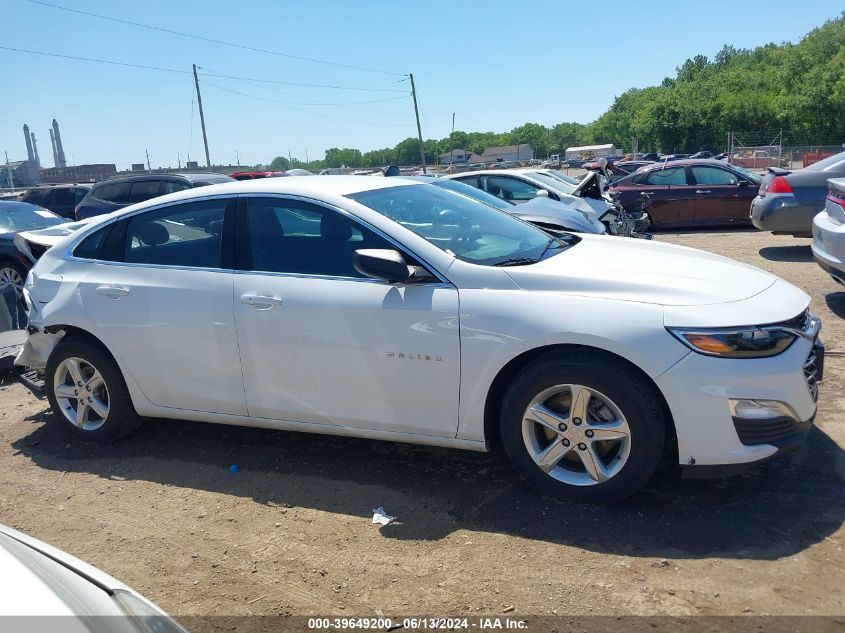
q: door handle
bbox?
[240,294,282,310]
[96,285,130,299]
[695,189,711,194]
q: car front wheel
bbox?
[500,350,666,502]
[45,338,142,441]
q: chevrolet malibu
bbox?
[17,177,823,502]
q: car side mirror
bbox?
[737,180,749,187]
[536,189,550,198]
[354,249,434,284]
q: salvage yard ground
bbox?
[0,229,843,619]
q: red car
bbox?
[608,159,762,228]
[230,171,288,180]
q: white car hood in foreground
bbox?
[503,234,777,307]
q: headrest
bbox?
[134,222,169,246]
[320,213,352,243]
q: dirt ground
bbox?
[0,229,843,624]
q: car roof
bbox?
[91,172,231,187]
[639,158,737,170]
[26,183,92,189]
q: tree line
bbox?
[270,12,845,171]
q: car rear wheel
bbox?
[500,350,666,502]
[46,338,142,441]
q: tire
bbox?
[45,338,142,442]
[0,260,27,297]
[500,350,666,503]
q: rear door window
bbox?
[22,189,48,206]
[125,180,163,204]
[483,176,541,201]
[47,187,75,208]
[162,181,191,195]
[124,198,229,268]
[93,181,131,203]
[643,168,687,186]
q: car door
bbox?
[689,165,754,224]
[639,166,694,227]
[77,196,246,415]
[233,195,461,437]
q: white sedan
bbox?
[445,168,612,220]
[17,177,822,502]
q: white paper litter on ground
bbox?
[371,507,396,526]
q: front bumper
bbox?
[656,320,821,469]
[750,194,816,235]
[811,211,845,283]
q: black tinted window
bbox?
[22,189,48,205]
[74,188,89,204]
[73,225,111,259]
[644,168,687,185]
[162,181,191,195]
[246,197,391,278]
[126,180,163,204]
[124,198,228,268]
[47,187,75,207]
[93,181,131,203]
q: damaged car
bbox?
[18,177,823,502]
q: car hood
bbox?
[502,234,777,306]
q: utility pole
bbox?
[193,64,211,168]
[236,151,240,167]
[409,73,426,174]
[145,149,151,171]
[305,148,309,164]
[449,112,455,173]
[177,152,182,169]
[4,152,15,191]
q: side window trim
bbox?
[237,194,449,284]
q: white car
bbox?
[445,169,612,220]
[17,177,822,502]
[0,524,185,630]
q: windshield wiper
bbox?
[493,257,539,267]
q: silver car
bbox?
[811,177,845,284]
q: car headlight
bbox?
[667,326,798,358]
[112,589,187,633]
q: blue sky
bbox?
[1,0,841,169]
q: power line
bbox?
[198,69,409,92]
[0,44,189,74]
[201,80,415,128]
[29,0,407,77]
[199,78,409,107]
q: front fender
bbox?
[455,289,689,441]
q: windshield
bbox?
[538,170,580,186]
[728,164,763,183]
[528,171,576,192]
[0,204,64,233]
[430,179,511,210]
[806,151,845,172]
[348,184,554,266]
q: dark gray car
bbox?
[751,150,845,237]
[75,172,234,220]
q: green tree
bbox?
[269,156,291,171]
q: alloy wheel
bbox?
[0,266,24,297]
[53,357,110,431]
[521,384,631,486]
